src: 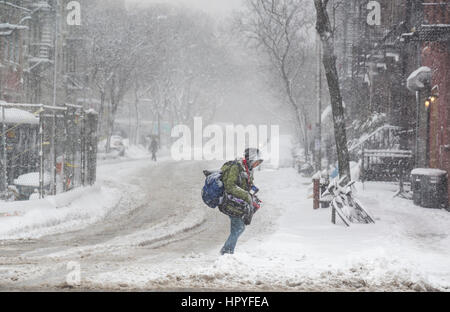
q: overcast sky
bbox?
[125,0,244,16]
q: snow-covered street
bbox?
[0,158,449,291]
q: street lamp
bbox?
[424,95,438,166]
[425,94,439,108]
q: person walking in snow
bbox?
[149,137,158,162]
[219,148,263,255]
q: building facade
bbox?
[0,0,29,103]
[413,0,449,205]
[330,0,449,204]
[1,0,88,106]
[331,0,423,138]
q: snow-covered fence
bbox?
[0,102,98,201]
[349,124,414,182]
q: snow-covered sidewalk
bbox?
[0,148,161,240]
[89,168,450,291]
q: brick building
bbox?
[329,0,449,203]
[330,0,422,149]
[411,0,450,205]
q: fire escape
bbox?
[27,1,53,71]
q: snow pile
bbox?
[0,186,121,240]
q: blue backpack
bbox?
[201,171,224,208]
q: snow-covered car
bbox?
[98,135,127,158]
[109,135,126,157]
[13,172,51,200]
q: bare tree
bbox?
[314,0,350,179]
[84,4,237,149]
[86,4,152,152]
[237,0,315,159]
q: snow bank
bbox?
[0,186,121,240]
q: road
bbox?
[0,159,277,291]
[1,158,448,291]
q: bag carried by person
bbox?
[201,160,239,209]
[201,171,224,208]
[218,160,251,218]
[219,193,250,218]
[202,161,256,224]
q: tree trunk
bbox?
[134,87,140,145]
[303,114,309,162]
[97,90,105,136]
[105,102,113,154]
[314,0,351,180]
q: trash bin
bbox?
[411,170,423,206]
[411,168,448,209]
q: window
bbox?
[0,37,6,62]
[14,31,19,63]
[8,35,13,62]
[65,42,77,73]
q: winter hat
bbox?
[244,148,264,169]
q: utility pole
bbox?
[52,0,59,107]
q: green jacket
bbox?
[220,160,253,215]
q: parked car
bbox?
[98,135,127,158]
[110,135,126,156]
[13,172,51,200]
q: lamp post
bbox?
[425,98,431,166]
[415,91,420,167]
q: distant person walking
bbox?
[149,137,158,161]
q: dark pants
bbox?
[151,151,157,161]
[221,216,246,255]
